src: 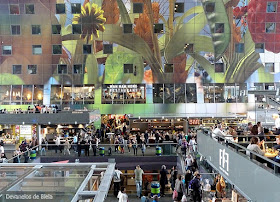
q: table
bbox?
[264,151,278,158]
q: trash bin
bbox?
[156,146,162,156]
[99,147,105,156]
[151,181,160,197]
[30,150,36,160]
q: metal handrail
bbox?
[200,129,280,174]
[6,145,39,163]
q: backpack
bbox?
[188,179,195,191]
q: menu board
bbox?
[20,125,32,139]
[189,119,200,125]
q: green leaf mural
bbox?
[116,0,132,24]
[164,13,208,63]
[202,0,231,61]
[0,73,24,85]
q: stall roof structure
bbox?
[0,162,115,202]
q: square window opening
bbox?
[154,24,164,33]
[255,43,264,53]
[52,45,62,55]
[124,64,134,74]
[215,23,224,33]
[133,3,143,13]
[164,64,174,73]
[235,43,244,53]
[265,63,275,73]
[2,46,12,55]
[72,24,82,34]
[103,44,113,54]
[27,65,37,74]
[267,2,277,13]
[56,4,65,14]
[184,43,194,53]
[215,63,224,73]
[83,45,92,54]
[25,4,35,14]
[123,24,133,34]
[10,4,19,15]
[13,65,21,74]
[57,65,67,74]
[52,25,61,34]
[71,3,81,14]
[205,2,215,13]
[266,23,276,33]
[11,25,20,35]
[175,3,184,13]
[32,25,41,35]
[73,64,83,74]
[32,45,42,55]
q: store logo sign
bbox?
[219,149,229,176]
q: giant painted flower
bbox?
[72,2,106,42]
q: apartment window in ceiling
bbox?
[10,4,19,15]
[56,4,65,14]
[123,24,133,34]
[2,46,12,55]
[265,63,275,73]
[267,2,277,13]
[27,65,37,74]
[25,4,35,14]
[184,43,194,54]
[174,3,184,13]
[11,25,20,35]
[71,3,81,14]
[32,25,41,35]
[73,64,83,74]
[215,63,224,73]
[205,2,215,13]
[215,23,224,33]
[266,23,276,33]
[12,65,22,74]
[52,25,61,34]
[32,45,42,55]
[235,43,244,53]
[124,64,133,74]
[52,45,62,55]
[133,3,143,13]
[255,43,264,53]
[57,64,67,74]
[154,24,164,34]
[164,64,174,73]
[72,24,82,34]
[83,45,92,54]
[103,44,113,54]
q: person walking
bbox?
[170,165,178,191]
[85,139,90,156]
[63,138,71,155]
[132,139,138,156]
[117,187,128,202]
[134,165,144,198]
[73,134,78,152]
[160,165,168,197]
[114,167,123,197]
[55,136,62,153]
[91,137,97,156]
[175,175,186,202]
[191,171,202,202]
[40,138,47,156]
[141,142,146,156]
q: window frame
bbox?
[56,3,66,14]
[31,25,41,35]
[27,65,37,75]
[123,24,133,34]
[52,25,61,35]
[214,23,224,33]
[12,65,22,74]
[174,3,184,13]
[267,2,277,13]
[32,45,42,55]
[205,2,215,13]
[83,44,92,55]
[57,64,68,74]
[123,64,134,74]
[2,45,12,55]
[103,44,113,54]
[25,4,35,14]
[52,44,62,55]
[133,3,144,13]
[71,3,81,14]
[73,64,84,74]
[72,24,82,34]
[235,43,245,53]
[9,4,20,15]
[11,25,21,35]
[163,64,174,73]
[265,22,276,33]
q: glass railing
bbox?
[4,143,178,163]
[198,129,280,202]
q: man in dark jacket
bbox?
[192,172,202,202]
[160,165,168,197]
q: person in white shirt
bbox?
[55,136,62,153]
[114,167,123,197]
[212,124,234,142]
[0,145,4,155]
[117,187,128,202]
[189,136,197,153]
